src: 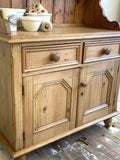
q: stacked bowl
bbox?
[0,3,52,32]
[21,13,52,32]
[21,3,52,32]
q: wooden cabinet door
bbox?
[23,69,79,147]
[76,60,120,127]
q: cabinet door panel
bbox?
[76,60,119,126]
[33,79,71,131]
[24,69,79,147]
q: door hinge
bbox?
[23,132,25,141]
[22,85,24,96]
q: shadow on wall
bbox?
[101,0,120,22]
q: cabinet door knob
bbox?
[102,48,111,55]
[50,53,60,62]
[81,82,87,87]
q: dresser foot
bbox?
[15,156,26,160]
[104,118,112,128]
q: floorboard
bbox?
[0,102,120,160]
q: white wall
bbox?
[100,0,120,21]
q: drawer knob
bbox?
[81,82,87,87]
[102,48,111,55]
[50,53,60,62]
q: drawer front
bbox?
[22,44,81,72]
[83,41,120,63]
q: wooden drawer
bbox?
[22,44,81,72]
[83,41,120,63]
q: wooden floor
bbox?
[0,102,120,160]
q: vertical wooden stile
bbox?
[74,0,85,24]
[11,0,26,8]
[27,0,40,7]
[64,0,76,24]
[53,0,65,23]
[0,0,11,8]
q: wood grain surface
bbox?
[1,26,120,43]
[0,41,15,149]
[0,0,120,29]
[0,19,11,34]
[0,0,83,24]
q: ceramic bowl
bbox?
[21,16,41,32]
[16,9,26,26]
[25,13,52,22]
[2,9,17,20]
[1,8,18,31]
[0,8,25,27]
[0,8,25,19]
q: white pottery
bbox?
[2,9,17,20]
[21,16,41,32]
[0,8,25,28]
[0,8,25,19]
[25,13,52,22]
[15,9,26,27]
[8,14,17,31]
[2,9,17,31]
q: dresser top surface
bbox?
[1,26,120,43]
